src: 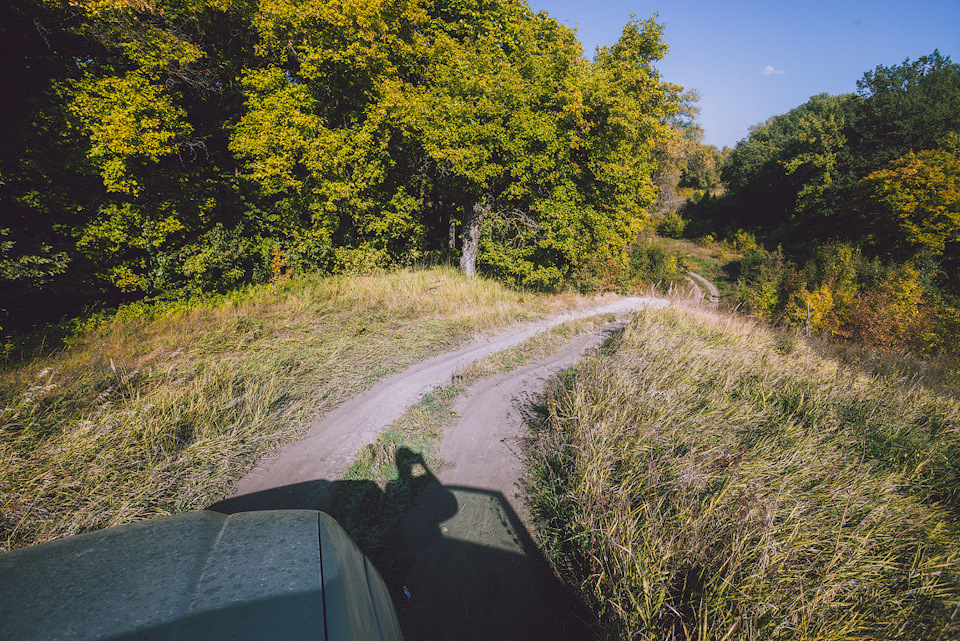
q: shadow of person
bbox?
[382,448,595,641]
[207,447,595,641]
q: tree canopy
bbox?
[0,0,681,332]
[686,51,960,269]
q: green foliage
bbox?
[691,51,960,256]
[68,73,193,194]
[570,236,687,294]
[714,92,855,237]
[1,0,682,332]
[625,238,686,290]
[732,239,960,356]
[180,225,269,293]
[681,51,960,354]
[655,211,686,238]
[736,244,793,321]
[856,147,960,259]
[0,229,69,289]
[851,50,960,171]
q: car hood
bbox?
[0,510,401,641]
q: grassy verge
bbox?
[331,314,621,552]
[0,267,591,553]
[526,305,960,640]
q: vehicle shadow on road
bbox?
[208,448,595,641]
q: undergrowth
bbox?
[527,305,960,640]
[0,267,584,553]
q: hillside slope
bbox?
[528,304,960,640]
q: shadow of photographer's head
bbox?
[394,446,432,485]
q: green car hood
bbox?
[0,510,402,641]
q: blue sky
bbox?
[528,0,960,149]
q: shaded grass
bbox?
[526,305,960,640]
[0,267,589,553]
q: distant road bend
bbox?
[686,270,720,306]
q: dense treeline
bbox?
[0,0,682,335]
[683,52,960,354]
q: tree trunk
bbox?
[459,198,489,277]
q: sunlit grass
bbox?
[527,304,960,640]
[0,267,587,553]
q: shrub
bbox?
[735,245,794,320]
[655,211,687,238]
[621,239,687,293]
[333,245,391,275]
[179,224,267,293]
[846,264,935,350]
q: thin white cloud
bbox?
[762,65,785,76]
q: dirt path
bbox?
[215,296,666,639]
[686,270,721,306]
[223,295,665,512]
[393,325,625,640]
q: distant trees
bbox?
[682,51,960,354]
[689,51,960,263]
[0,0,681,332]
[713,92,855,237]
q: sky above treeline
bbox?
[528,0,960,149]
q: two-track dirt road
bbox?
[222,295,666,512]
[214,293,677,640]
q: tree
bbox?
[651,88,703,214]
[0,0,260,318]
[850,50,960,172]
[230,0,432,272]
[0,0,686,334]
[404,2,580,279]
[856,146,960,259]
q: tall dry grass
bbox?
[527,304,960,640]
[1,267,579,552]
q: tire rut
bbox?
[392,322,626,640]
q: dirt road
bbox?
[394,325,627,640]
[214,295,669,640]
[222,295,665,512]
[686,270,721,305]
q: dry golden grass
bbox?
[0,267,585,553]
[527,303,960,640]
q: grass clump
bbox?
[1,267,579,553]
[527,305,960,640]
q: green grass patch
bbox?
[527,305,960,640]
